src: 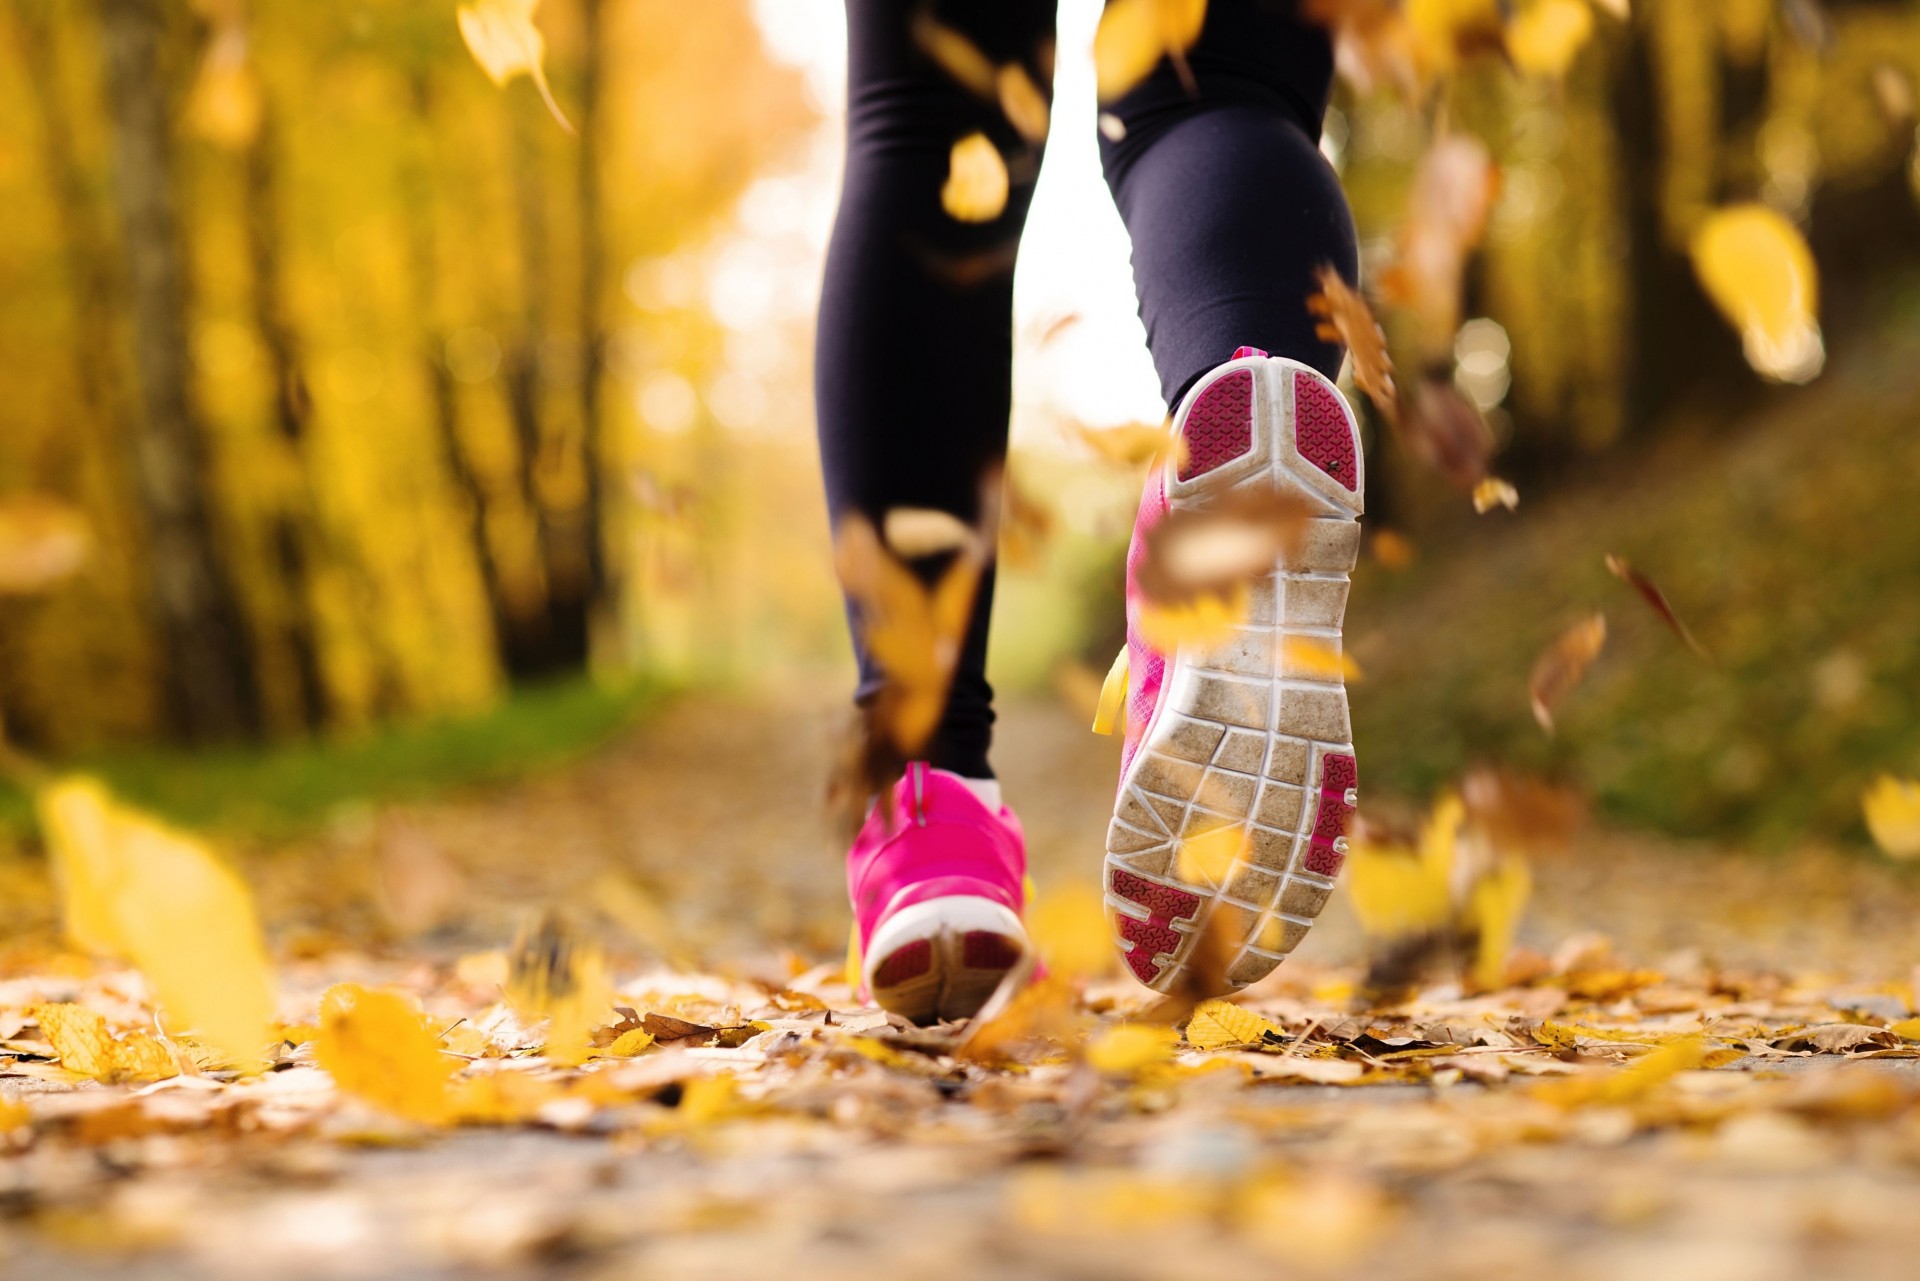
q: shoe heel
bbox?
[864,893,1027,1025]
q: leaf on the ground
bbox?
[37,778,275,1069]
[456,0,573,132]
[1380,135,1500,359]
[941,132,1009,223]
[0,1095,27,1133]
[1506,0,1593,79]
[314,984,458,1124]
[1186,998,1284,1051]
[1471,477,1518,513]
[603,1028,656,1057]
[1093,0,1207,101]
[1528,613,1607,732]
[641,1012,718,1042]
[0,495,89,595]
[506,911,614,1066]
[1306,266,1397,424]
[1085,1024,1179,1076]
[1771,1024,1897,1054]
[997,65,1051,143]
[1234,1173,1393,1266]
[1278,635,1363,682]
[1535,1034,1710,1108]
[1605,554,1708,659]
[33,1004,178,1084]
[1863,776,1920,860]
[1396,373,1494,489]
[450,1069,562,1123]
[1889,1018,1920,1042]
[1690,204,1823,383]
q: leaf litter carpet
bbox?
[6,695,1920,1281]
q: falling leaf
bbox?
[1471,477,1519,513]
[1093,0,1208,101]
[33,1004,178,1084]
[996,65,1051,143]
[38,778,275,1069]
[1185,998,1284,1051]
[1506,0,1594,79]
[1863,776,1920,860]
[1690,204,1824,384]
[186,23,262,149]
[1278,635,1363,682]
[1465,857,1530,989]
[1871,64,1916,126]
[1136,485,1310,608]
[1380,135,1500,359]
[998,467,1055,571]
[1370,529,1417,570]
[1029,882,1113,979]
[314,984,458,1124]
[1396,373,1495,489]
[941,133,1009,223]
[456,0,574,133]
[910,14,997,97]
[1085,1023,1180,1075]
[1072,421,1183,469]
[1097,111,1128,140]
[506,911,615,1066]
[1346,803,1458,940]
[1528,613,1607,732]
[882,507,977,560]
[1137,586,1250,651]
[1307,266,1397,425]
[1604,554,1708,659]
[0,495,89,595]
[1177,823,1246,886]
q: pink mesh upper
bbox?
[1294,371,1357,491]
[1121,468,1169,783]
[846,764,1027,950]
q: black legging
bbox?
[817,0,1358,779]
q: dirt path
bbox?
[7,692,1920,1280]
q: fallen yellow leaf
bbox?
[1863,776,1920,860]
[1888,1018,1920,1042]
[1084,1023,1180,1075]
[1185,998,1283,1051]
[941,132,1009,223]
[314,984,458,1125]
[604,1027,656,1057]
[33,1003,178,1085]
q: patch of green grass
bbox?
[0,676,666,842]
[1348,321,1920,849]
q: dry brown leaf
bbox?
[1134,484,1311,608]
[1396,373,1495,489]
[1307,266,1396,424]
[1605,554,1708,659]
[1529,613,1608,732]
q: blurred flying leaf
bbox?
[1604,554,1708,659]
[1863,776,1920,860]
[1534,1035,1708,1108]
[941,132,1009,223]
[1027,882,1113,979]
[1137,588,1249,651]
[910,13,997,97]
[38,778,275,1069]
[1380,135,1500,358]
[1176,822,1246,887]
[33,1003,178,1084]
[1471,477,1519,513]
[456,0,574,133]
[1098,111,1129,141]
[1185,998,1284,1050]
[315,983,458,1124]
[1396,373,1495,489]
[883,507,976,559]
[1084,1023,1179,1076]
[1506,0,1594,80]
[507,910,615,1067]
[1871,64,1916,126]
[0,495,89,595]
[185,22,261,149]
[1529,613,1607,732]
[1135,484,1310,608]
[1093,0,1207,101]
[1307,266,1397,425]
[1370,529,1417,570]
[998,467,1056,571]
[1690,204,1824,384]
[1072,421,1184,469]
[957,973,1079,1064]
[997,65,1051,143]
[1278,635,1363,682]
[1459,768,1585,857]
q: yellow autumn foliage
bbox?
[1690,204,1824,383]
[1863,776,1920,860]
[1185,998,1284,1051]
[941,132,1010,223]
[314,983,460,1125]
[33,1003,179,1084]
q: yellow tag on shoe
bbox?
[845,921,863,993]
[1092,647,1129,736]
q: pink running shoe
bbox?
[1096,348,1365,994]
[846,763,1031,1023]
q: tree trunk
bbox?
[98,0,260,743]
[573,0,609,659]
[244,102,330,731]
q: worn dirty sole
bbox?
[864,895,1028,1025]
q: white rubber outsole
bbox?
[1106,354,1365,994]
[864,895,1028,1025]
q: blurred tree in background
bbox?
[0,0,808,751]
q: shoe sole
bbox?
[1105,354,1364,994]
[865,895,1028,1024]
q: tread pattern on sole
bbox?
[1106,358,1364,994]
